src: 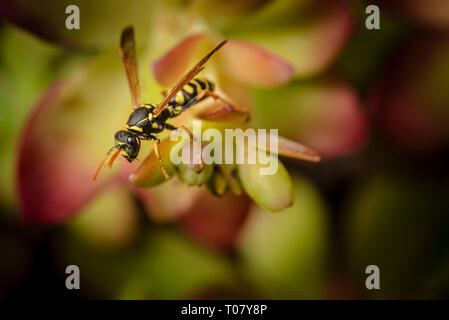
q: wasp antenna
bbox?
[93,154,109,181]
[92,146,118,181]
[108,148,122,169]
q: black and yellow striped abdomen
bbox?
[167,77,215,117]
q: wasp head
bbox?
[114,130,141,162]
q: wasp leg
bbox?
[161,90,167,98]
[197,89,250,121]
[165,124,204,172]
[153,138,170,180]
[164,124,177,130]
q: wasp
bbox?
[93,26,244,181]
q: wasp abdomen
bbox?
[167,77,215,117]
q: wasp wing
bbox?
[120,26,140,109]
[153,39,228,117]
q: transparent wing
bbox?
[153,39,228,117]
[120,26,140,109]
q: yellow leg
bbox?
[177,125,204,173]
[153,139,170,180]
[198,89,250,121]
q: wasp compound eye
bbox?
[114,130,140,161]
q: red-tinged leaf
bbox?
[214,76,253,110]
[299,85,367,158]
[218,39,294,88]
[180,188,252,252]
[194,98,250,122]
[17,83,111,224]
[128,138,179,188]
[252,79,368,159]
[277,136,320,162]
[17,47,138,224]
[254,134,321,163]
[133,180,205,222]
[226,0,354,77]
[152,34,210,87]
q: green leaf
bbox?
[176,162,214,186]
[0,26,65,209]
[206,169,229,196]
[237,175,328,298]
[251,78,367,159]
[68,184,138,248]
[238,154,293,212]
[129,138,179,188]
[223,0,353,77]
[119,231,237,299]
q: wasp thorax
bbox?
[114,130,140,161]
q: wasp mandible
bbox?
[93,26,244,181]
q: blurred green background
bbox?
[1,0,449,299]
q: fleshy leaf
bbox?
[252,79,367,158]
[0,27,63,209]
[224,0,353,77]
[17,82,107,223]
[129,138,179,188]
[17,47,140,224]
[253,133,321,162]
[238,154,293,212]
[119,231,237,299]
[218,39,295,88]
[150,31,294,89]
[238,175,328,298]
[179,187,251,251]
[68,183,138,248]
[134,180,205,222]
[176,162,214,186]
[194,99,250,122]
[152,34,210,87]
